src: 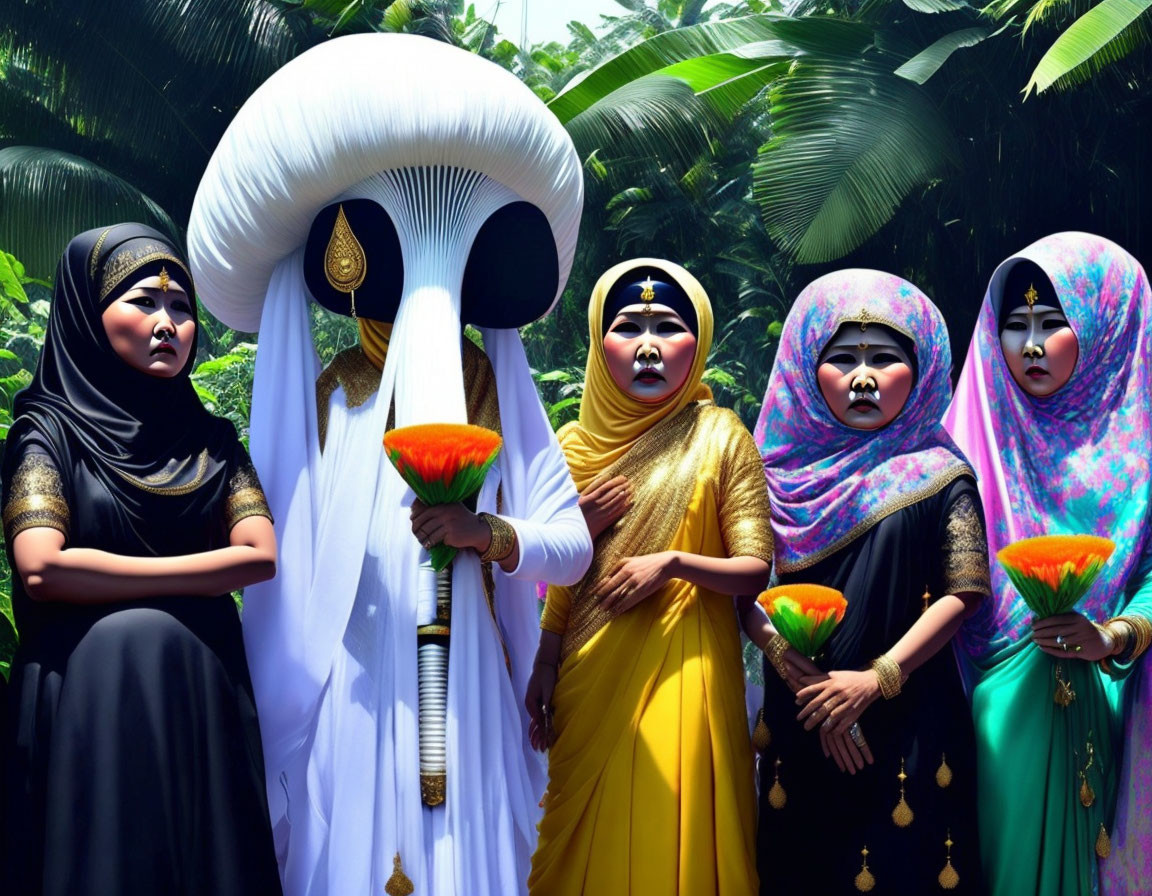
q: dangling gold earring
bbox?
[854,845,876,892]
[938,830,960,889]
[892,757,914,827]
[936,753,953,788]
[752,708,772,753]
[1078,734,1096,808]
[768,757,787,809]
[324,203,367,319]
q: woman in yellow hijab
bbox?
[527,259,773,894]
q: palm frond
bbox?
[562,75,719,169]
[0,147,178,281]
[754,60,958,263]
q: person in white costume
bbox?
[186,34,593,896]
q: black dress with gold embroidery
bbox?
[758,478,990,896]
[1,431,280,896]
[0,224,281,896]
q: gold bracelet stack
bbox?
[764,634,791,681]
[1100,615,1152,677]
[871,653,903,700]
[478,512,516,563]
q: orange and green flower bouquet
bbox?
[757,584,847,658]
[383,423,503,570]
[996,535,1115,618]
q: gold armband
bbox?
[478,512,516,564]
[871,653,903,700]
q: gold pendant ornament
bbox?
[1078,735,1096,808]
[921,584,932,615]
[892,758,914,827]
[385,853,415,896]
[1096,823,1112,859]
[1024,283,1039,307]
[752,708,772,753]
[324,203,368,318]
[938,831,960,890]
[158,266,170,292]
[639,276,657,315]
[854,846,876,892]
[1054,663,1076,706]
[936,753,953,788]
[768,757,787,810]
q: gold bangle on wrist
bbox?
[765,635,791,680]
[478,512,516,563]
[871,653,903,700]
[1100,615,1152,676]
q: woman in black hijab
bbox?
[1,224,282,895]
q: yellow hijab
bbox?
[559,258,714,490]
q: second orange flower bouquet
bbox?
[383,423,503,570]
[997,535,1115,618]
[757,584,847,658]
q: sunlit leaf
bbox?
[1024,0,1152,95]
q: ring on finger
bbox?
[848,723,867,748]
[1061,641,1069,652]
[1071,643,1082,652]
[1056,634,1065,646]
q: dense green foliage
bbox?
[1,0,1149,674]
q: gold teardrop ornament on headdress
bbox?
[936,753,953,788]
[768,757,787,809]
[1024,283,1039,307]
[752,708,772,753]
[325,203,367,318]
[892,758,914,827]
[384,853,414,896]
[854,846,876,892]
[158,266,170,292]
[938,831,960,889]
[1096,823,1112,859]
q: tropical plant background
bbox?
[1,0,1150,675]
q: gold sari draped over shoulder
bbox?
[530,259,772,896]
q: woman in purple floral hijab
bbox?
[749,270,990,895]
[945,232,1152,896]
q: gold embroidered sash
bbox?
[560,401,710,661]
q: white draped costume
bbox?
[186,35,592,896]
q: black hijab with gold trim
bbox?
[3,224,237,551]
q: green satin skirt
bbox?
[972,643,1122,896]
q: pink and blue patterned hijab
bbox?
[944,232,1152,666]
[755,269,971,572]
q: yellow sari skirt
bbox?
[529,499,758,895]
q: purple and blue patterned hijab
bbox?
[755,269,971,573]
[944,232,1152,666]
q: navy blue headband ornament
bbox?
[601,268,698,337]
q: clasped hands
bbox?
[777,647,879,774]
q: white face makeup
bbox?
[101,275,195,377]
[817,323,915,430]
[602,303,697,403]
[999,302,1079,397]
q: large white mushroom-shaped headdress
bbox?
[189,32,582,335]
